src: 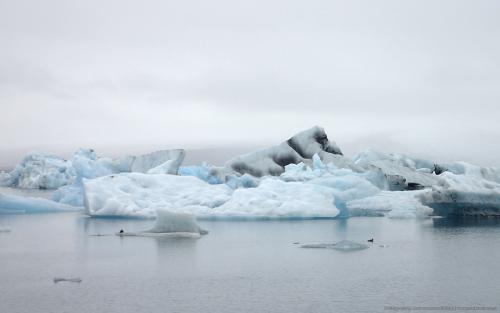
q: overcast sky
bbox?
[1,0,499,167]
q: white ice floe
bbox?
[116,210,206,238]
[300,240,369,251]
[0,192,80,214]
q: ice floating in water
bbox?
[4,126,500,218]
[117,232,202,239]
[301,240,369,251]
[53,277,82,283]
[226,126,344,177]
[300,243,336,249]
[83,173,340,218]
[347,190,433,219]
[0,192,80,214]
[214,178,339,218]
[147,210,207,234]
[421,172,500,217]
[116,210,206,239]
[84,173,233,218]
[332,240,369,251]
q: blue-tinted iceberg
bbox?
[4,126,500,219]
[84,173,233,218]
[83,173,339,218]
[0,192,80,214]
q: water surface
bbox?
[1,213,499,313]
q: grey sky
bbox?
[1,0,499,167]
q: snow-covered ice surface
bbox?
[84,173,233,218]
[83,173,339,219]
[213,178,339,218]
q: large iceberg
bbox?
[3,126,500,219]
[421,172,500,217]
[0,148,186,191]
[83,173,233,218]
[83,172,339,218]
[0,154,75,189]
[225,126,345,177]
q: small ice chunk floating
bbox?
[300,240,369,251]
[116,210,207,239]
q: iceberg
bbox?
[178,162,224,184]
[48,149,185,207]
[0,192,80,214]
[128,149,185,175]
[213,178,339,218]
[83,173,339,218]
[4,125,500,218]
[83,173,233,218]
[438,161,500,184]
[353,150,439,190]
[300,240,369,251]
[1,148,186,191]
[226,126,345,177]
[421,172,500,217]
[116,210,207,238]
[0,154,75,189]
[347,190,433,218]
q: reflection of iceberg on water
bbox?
[116,210,207,239]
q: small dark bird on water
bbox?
[367,238,374,243]
[119,229,124,234]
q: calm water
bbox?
[1,213,500,313]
